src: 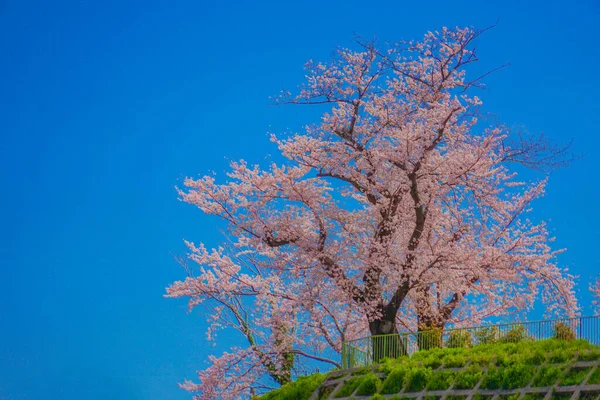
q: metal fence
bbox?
[341,315,600,369]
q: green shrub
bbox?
[352,366,373,376]
[500,325,529,343]
[454,366,483,389]
[587,367,600,385]
[380,366,409,394]
[423,356,442,369]
[405,366,432,392]
[532,366,564,387]
[524,349,546,365]
[522,393,547,400]
[472,395,492,400]
[369,394,386,400]
[578,350,600,361]
[551,390,574,400]
[579,391,600,400]
[426,370,456,390]
[418,329,443,351]
[442,354,466,368]
[502,363,536,389]
[554,322,576,341]
[559,367,591,386]
[475,326,499,344]
[355,373,382,396]
[317,385,335,400]
[446,330,473,348]
[446,396,467,400]
[258,373,325,400]
[549,349,574,363]
[496,353,521,367]
[481,367,504,389]
[333,378,361,398]
[470,353,492,367]
[498,395,521,400]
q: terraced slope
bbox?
[257,339,600,400]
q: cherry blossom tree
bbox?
[167,26,578,399]
[591,278,600,309]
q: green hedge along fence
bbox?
[342,316,600,369]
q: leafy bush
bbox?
[472,395,492,400]
[442,354,466,368]
[498,395,521,400]
[500,325,529,343]
[369,395,386,400]
[522,393,546,400]
[532,366,564,387]
[352,366,373,376]
[355,373,382,396]
[405,366,432,392]
[559,367,591,386]
[446,330,473,348]
[587,367,600,385]
[333,378,361,398]
[475,326,499,344]
[502,363,536,389]
[317,384,335,400]
[523,349,546,365]
[380,366,409,394]
[418,329,443,351]
[549,349,574,364]
[554,322,576,341]
[470,353,492,367]
[454,366,483,389]
[579,391,600,400]
[258,373,325,400]
[578,350,600,361]
[423,356,442,369]
[426,370,456,390]
[481,367,504,389]
[551,390,574,400]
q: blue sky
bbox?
[1,0,599,399]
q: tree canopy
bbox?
[166,26,577,400]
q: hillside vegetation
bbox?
[256,338,600,400]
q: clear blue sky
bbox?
[1,1,599,399]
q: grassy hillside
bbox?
[256,339,600,400]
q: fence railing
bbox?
[341,315,600,369]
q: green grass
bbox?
[579,390,600,400]
[559,367,591,386]
[587,367,600,384]
[522,393,547,400]
[532,366,564,387]
[578,350,600,362]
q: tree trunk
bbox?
[369,309,407,362]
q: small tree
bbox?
[474,326,499,345]
[500,325,529,343]
[446,329,473,348]
[554,322,576,341]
